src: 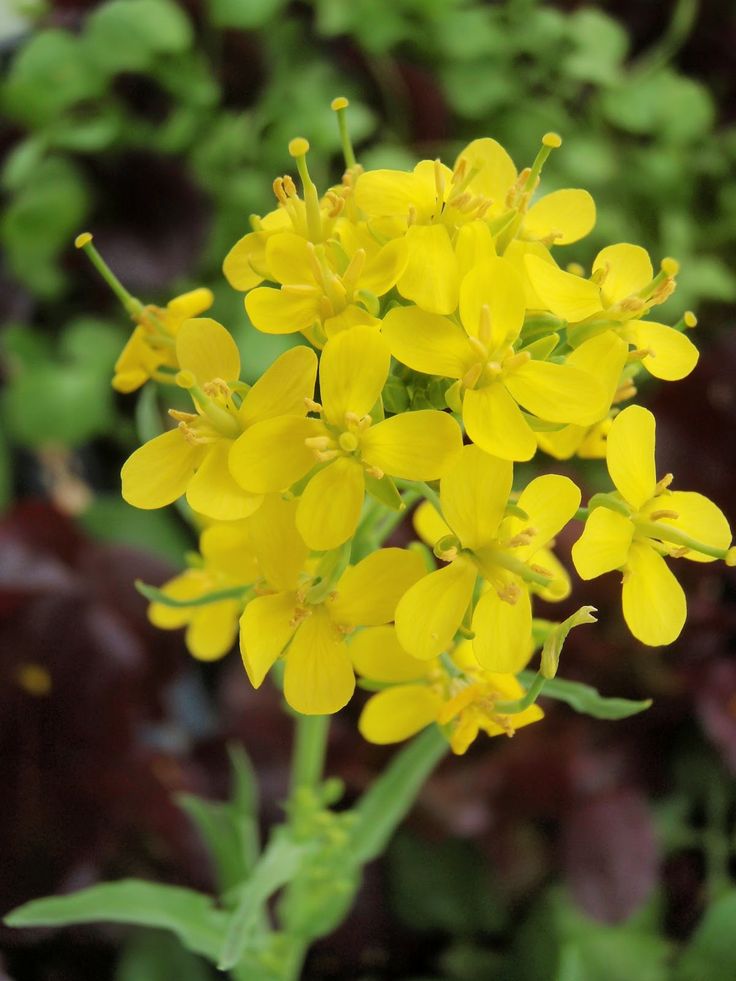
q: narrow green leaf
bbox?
[350,726,448,864]
[519,672,652,720]
[4,880,228,961]
[218,835,308,970]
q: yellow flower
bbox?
[353,135,594,314]
[572,405,732,646]
[243,230,406,344]
[121,318,317,520]
[240,539,425,715]
[228,324,463,550]
[396,444,580,668]
[148,519,260,661]
[525,246,698,381]
[352,628,542,754]
[112,288,215,393]
[382,258,607,460]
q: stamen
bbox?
[462,363,483,390]
[305,436,331,451]
[468,335,488,360]
[273,177,288,204]
[478,304,492,346]
[305,397,322,413]
[649,509,679,521]
[364,464,384,480]
[613,381,637,404]
[524,132,562,192]
[655,473,674,492]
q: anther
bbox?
[176,369,196,390]
[365,465,384,480]
[273,177,288,204]
[305,436,331,451]
[655,473,674,492]
[684,311,697,329]
[566,262,585,277]
[304,397,322,413]
[479,304,492,346]
[649,509,679,522]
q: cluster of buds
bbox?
[78,98,733,753]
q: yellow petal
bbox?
[166,287,214,321]
[362,410,462,480]
[524,189,596,245]
[459,257,526,348]
[381,305,472,379]
[359,237,408,295]
[457,138,517,210]
[229,415,322,493]
[626,320,699,381]
[350,625,432,682]
[511,474,581,557]
[239,345,317,426]
[245,286,318,334]
[331,547,425,627]
[455,221,496,279]
[264,231,314,285]
[284,609,355,715]
[504,360,605,426]
[398,224,459,315]
[239,590,298,688]
[320,324,390,427]
[354,168,434,219]
[359,685,441,744]
[622,542,686,646]
[187,601,240,661]
[643,491,731,564]
[200,522,260,583]
[297,457,365,551]
[567,330,629,416]
[571,507,634,579]
[395,558,477,660]
[533,546,571,602]
[440,443,512,549]
[122,429,204,510]
[246,495,308,590]
[148,572,203,629]
[323,304,380,340]
[463,382,536,461]
[413,500,452,546]
[472,585,532,673]
[606,405,656,508]
[593,244,653,307]
[176,318,241,384]
[505,240,555,310]
[524,254,602,322]
[186,440,262,521]
[223,231,267,290]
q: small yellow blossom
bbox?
[396,444,580,669]
[121,318,317,520]
[229,325,463,550]
[572,405,732,645]
[352,628,542,753]
[240,520,425,715]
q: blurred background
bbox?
[1,0,735,978]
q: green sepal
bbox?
[365,472,404,511]
[519,332,560,360]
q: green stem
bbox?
[395,479,442,515]
[496,671,546,714]
[78,238,142,317]
[289,713,330,799]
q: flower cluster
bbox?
[80,99,733,754]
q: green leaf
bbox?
[350,726,448,864]
[176,744,260,899]
[2,30,104,126]
[675,890,736,981]
[0,424,12,514]
[79,497,190,564]
[218,834,309,970]
[4,881,228,961]
[518,672,651,720]
[208,0,288,29]
[84,0,193,75]
[3,363,114,447]
[115,929,213,981]
[563,9,628,85]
